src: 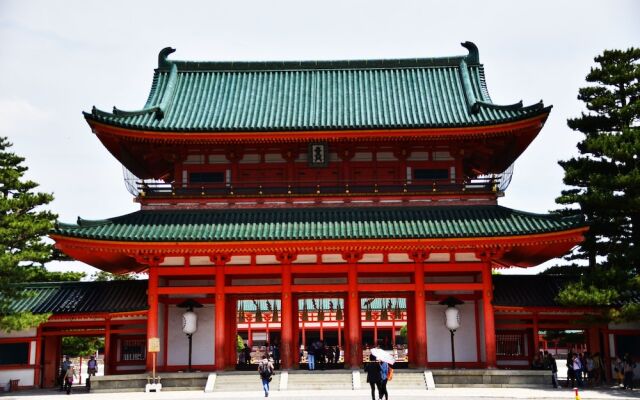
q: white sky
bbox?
[0,0,638,277]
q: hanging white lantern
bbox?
[444,307,460,331]
[182,310,198,334]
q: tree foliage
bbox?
[0,137,58,331]
[62,336,104,357]
[90,271,135,281]
[555,48,640,321]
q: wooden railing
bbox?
[136,177,497,198]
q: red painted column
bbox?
[413,256,427,368]
[146,265,159,372]
[279,253,295,369]
[292,297,300,364]
[104,318,111,375]
[214,256,227,370]
[602,330,611,384]
[226,297,238,366]
[345,253,362,368]
[481,262,497,368]
[34,326,42,387]
[532,313,540,355]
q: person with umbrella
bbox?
[364,354,382,400]
[371,347,394,400]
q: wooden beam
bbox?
[426,282,483,291]
[157,267,216,276]
[157,286,216,295]
[225,286,283,294]
[357,283,414,292]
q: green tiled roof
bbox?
[54,206,583,242]
[85,43,550,132]
[9,280,148,314]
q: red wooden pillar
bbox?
[292,297,300,364]
[588,326,601,355]
[226,297,237,366]
[345,252,362,368]
[602,329,611,384]
[213,254,228,370]
[104,317,111,375]
[406,294,416,365]
[410,251,427,368]
[278,253,295,369]
[532,313,540,355]
[481,262,497,367]
[34,326,43,387]
[146,264,159,372]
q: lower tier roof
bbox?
[11,275,625,315]
[54,205,583,242]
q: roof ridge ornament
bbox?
[159,47,176,69]
[461,41,479,64]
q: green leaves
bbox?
[555,48,640,322]
[0,137,57,330]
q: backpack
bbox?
[259,362,272,379]
[387,366,394,381]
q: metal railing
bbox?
[135,177,498,198]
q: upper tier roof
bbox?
[85,42,550,132]
[55,205,582,242]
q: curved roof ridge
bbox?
[88,62,179,121]
[156,42,482,72]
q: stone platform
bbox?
[89,369,550,392]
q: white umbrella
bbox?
[370,348,395,365]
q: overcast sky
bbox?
[1,0,638,277]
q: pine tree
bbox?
[0,137,58,331]
[555,48,640,321]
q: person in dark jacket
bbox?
[544,351,558,388]
[364,355,382,400]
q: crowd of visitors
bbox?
[532,348,636,390]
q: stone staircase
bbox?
[359,370,426,390]
[288,370,353,390]
[90,372,208,392]
[90,369,550,392]
[213,371,280,392]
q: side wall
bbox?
[0,328,37,389]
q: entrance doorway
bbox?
[361,297,407,364]
[298,297,345,369]
[236,298,282,368]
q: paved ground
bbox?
[2,387,638,400]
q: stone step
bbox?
[288,373,352,390]
[214,373,281,392]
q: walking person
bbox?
[63,362,77,395]
[566,351,575,387]
[86,355,98,389]
[258,355,274,397]
[379,360,391,400]
[307,341,316,370]
[622,354,636,390]
[544,351,558,388]
[572,353,584,387]
[614,356,625,387]
[364,355,382,400]
[59,355,72,391]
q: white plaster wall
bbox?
[29,341,36,364]
[167,304,214,366]
[477,300,486,362]
[0,328,35,339]
[0,369,34,389]
[426,301,478,362]
[157,303,165,366]
[497,360,529,366]
[608,321,640,330]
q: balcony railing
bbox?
[136,177,498,198]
